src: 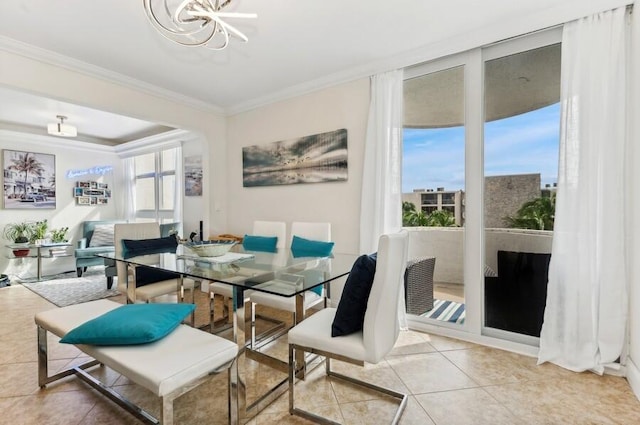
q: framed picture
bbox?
[104,189,112,198]
[90,197,97,205]
[90,181,98,189]
[73,187,83,197]
[242,128,348,187]
[77,196,91,205]
[97,198,108,205]
[3,150,56,209]
[97,182,108,189]
[77,181,90,188]
[184,155,202,196]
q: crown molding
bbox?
[114,128,193,158]
[0,35,225,116]
[0,128,116,154]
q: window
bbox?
[133,147,178,223]
[403,28,561,342]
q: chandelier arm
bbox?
[189,11,248,42]
[144,0,216,38]
[143,0,253,49]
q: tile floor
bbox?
[1,283,640,425]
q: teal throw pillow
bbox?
[243,234,278,252]
[291,235,334,258]
[60,303,196,346]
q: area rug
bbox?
[19,268,120,307]
[422,299,466,324]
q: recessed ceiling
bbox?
[0,1,573,142]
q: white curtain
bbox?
[538,6,631,374]
[173,145,184,229]
[359,69,407,327]
[123,157,136,222]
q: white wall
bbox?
[225,78,370,255]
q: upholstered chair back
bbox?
[362,230,408,364]
[252,220,287,249]
[114,223,160,290]
[290,221,332,244]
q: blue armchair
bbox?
[75,220,125,288]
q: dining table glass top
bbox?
[100,245,358,297]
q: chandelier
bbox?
[143,0,257,50]
[47,115,77,138]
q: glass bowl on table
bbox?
[185,240,236,257]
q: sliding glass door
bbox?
[403,29,561,344]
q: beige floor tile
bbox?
[442,345,546,386]
[399,396,436,425]
[387,352,478,394]
[415,387,520,425]
[422,333,479,351]
[387,330,437,357]
[339,398,408,425]
[328,359,409,402]
[1,389,101,425]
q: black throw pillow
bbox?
[121,236,180,287]
[331,254,377,337]
[122,236,178,258]
[135,265,181,288]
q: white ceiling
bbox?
[0,0,570,143]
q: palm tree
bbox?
[404,209,429,226]
[426,209,457,227]
[504,195,555,230]
[8,152,45,197]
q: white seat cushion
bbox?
[135,279,182,301]
[249,289,323,313]
[287,308,367,362]
[35,299,238,397]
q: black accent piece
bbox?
[331,254,377,337]
[484,250,551,337]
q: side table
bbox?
[6,242,72,281]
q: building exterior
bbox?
[402,188,465,225]
[403,173,543,228]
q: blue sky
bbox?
[402,103,560,193]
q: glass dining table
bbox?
[101,244,357,421]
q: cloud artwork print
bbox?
[242,129,348,187]
[3,149,56,209]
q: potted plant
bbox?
[50,226,69,243]
[3,221,33,257]
[30,219,48,244]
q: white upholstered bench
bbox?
[35,299,239,425]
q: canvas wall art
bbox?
[242,128,348,187]
[3,150,56,209]
[184,155,203,196]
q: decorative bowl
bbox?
[186,240,236,257]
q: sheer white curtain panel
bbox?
[538,6,631,374]
[173,145,184,228]
[123,157,136,222]
[359,69,407,328]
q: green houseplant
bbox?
[3,221,33,244]
[3,221,34,257]
[30,219,48,243]
[50,226,69,243]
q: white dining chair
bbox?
[247,222,332,346]
[208,220,287,333]
[288,231,409,424]
[114,223,195,304]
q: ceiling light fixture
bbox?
[143,0,257,50]
[47,115,77,138]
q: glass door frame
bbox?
[405,27,562,349]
